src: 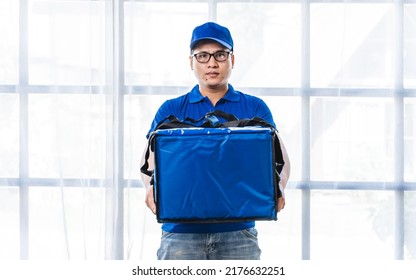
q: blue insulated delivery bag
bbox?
[141,111,284,223]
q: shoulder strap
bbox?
[140,133,155,186]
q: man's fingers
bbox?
[145,188,157,215]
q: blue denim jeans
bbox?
[157,227,261,260]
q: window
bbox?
[0,0,415,260]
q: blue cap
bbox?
[190,22,233,50]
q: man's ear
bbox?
[231,53,235,68]
[189,56,193,70]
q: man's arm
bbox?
[140,143,157,214]
[276,133,290,212]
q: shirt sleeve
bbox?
[253,98,276,128]
[146,100,177,139]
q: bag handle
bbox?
[203,110,238,128]
[206,110,238,122]
[184,110,239,127]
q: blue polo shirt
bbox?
[147,84,276,233]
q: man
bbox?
[141,22,290,260]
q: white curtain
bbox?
[0,0,415,260]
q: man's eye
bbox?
[215,52,226,58]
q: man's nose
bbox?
[207,56,219,67]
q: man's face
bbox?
[190,41,234,92]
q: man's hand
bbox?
[275,132,289,213]
[145,187,157,215]
[277,195,285,212]
[141,144,157,215]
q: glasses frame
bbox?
[192,50,232,63]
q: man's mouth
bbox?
[206,72,219,78]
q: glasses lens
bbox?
[214,51,229,62]
[195,52,209,63]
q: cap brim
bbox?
[191,37,232,50]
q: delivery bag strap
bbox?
[184,110,239,128]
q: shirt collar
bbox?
[189,84,240,103]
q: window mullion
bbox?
[301,0,311,260]
[393,0,405,260]
[104,0,125,260]
[18,0,29,260]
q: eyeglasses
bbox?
[192,50,232,63]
